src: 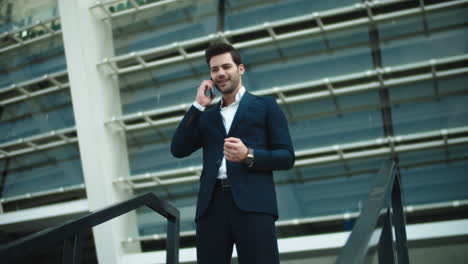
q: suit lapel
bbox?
[228,91,254,136]
[211,101,227,136]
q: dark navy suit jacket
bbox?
[171,91,295,221]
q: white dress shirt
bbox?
[193,86,246,179]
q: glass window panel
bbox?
[287,99,338,119]
[391,94,468,135]
[277,171,375,220]
[0,0,82,206]
[378,6,468,41]
[129,143,203,175]
[226,0,358,31]
[120,62,206,114]
[112,0,218,55]
[327,26,371,48]
[127,127,202,175]
[438,75,468,94]
[246,46,372,91]
[274,37,327,59]
[0,0,58,34]
[294,157,385,183]
[0,91,74,144]
[381,27,467,67]
[337,90,380,109]
[446,144,468,159]
[399,145,468,168]
[426,5,468,30]
[1,144,83,199]
[390,79,436,102]
[401,159,468,205]
[0,42,65,88]
[288,108,383,150]
[2,89,68,117]
[378,13,424,40]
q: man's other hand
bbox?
[224,137,248,162]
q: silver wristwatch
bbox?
[244,148,254,168]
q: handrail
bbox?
[0,192,180,264]
[335,160,409,264]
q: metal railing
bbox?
[0,192,180,264]
[0,17,62,54]
[336,160,409,264]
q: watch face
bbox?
[245,148,254,167]
[248,148,254,158]
[244,156,253,167]
[246,158,254,167]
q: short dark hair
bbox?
[205,42,242,66]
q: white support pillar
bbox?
[58,1,141,263]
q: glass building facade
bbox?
[1,0,468,263]
[0,0,85,210]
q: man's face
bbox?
[209,52,244,95]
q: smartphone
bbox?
[205,78,217,99]
[205,86,214,98]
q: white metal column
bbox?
[58,0,141,263]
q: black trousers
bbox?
[196,184,280,264]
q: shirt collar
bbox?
[220,86,246,108]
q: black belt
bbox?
[215,178,231,188]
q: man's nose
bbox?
[217,69,226,78]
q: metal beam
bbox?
[1,53,467,162]
[96,0,468,76]
[106,54,468,132]
[0,70,69,106]
[0,128,77,159]
[115,126,468,189]
[0,183,85,205]
[89,0,208,21]
[0,17,62,54]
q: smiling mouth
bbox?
[217,80,229,86]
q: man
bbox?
[171,42,295,264]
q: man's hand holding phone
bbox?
[196,80,216,107]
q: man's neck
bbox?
[222,85,242,106]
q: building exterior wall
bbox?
[1,0,468,263]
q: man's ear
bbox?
[238,64,245,75]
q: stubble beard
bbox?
[218,81,235,95]
[216,74,240,95]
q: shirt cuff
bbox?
[193,101,206,112]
